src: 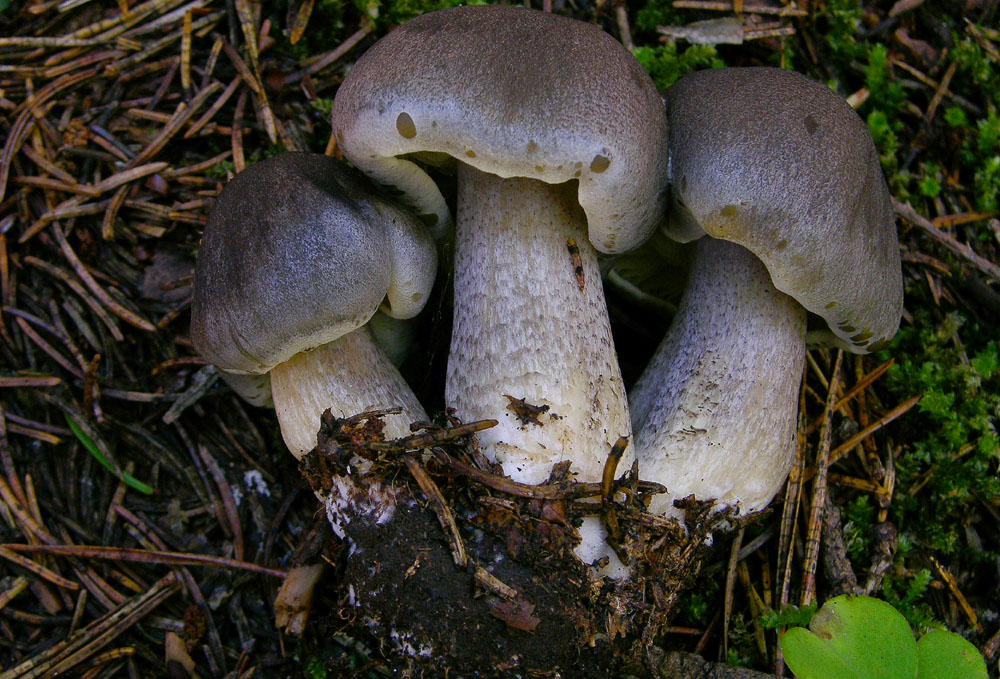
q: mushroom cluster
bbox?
[189,6,902,676]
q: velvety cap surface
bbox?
[331,4,669,254]
[664,67,903,352]
[191,153,435,374]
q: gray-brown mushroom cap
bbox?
[330,4,669,253]
[190,152,436,374]
[664,67,903,353]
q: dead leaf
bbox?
[488,598,541,633]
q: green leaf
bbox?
[779,596,916,679]
[916,630,988,679]
[64,415,153,495]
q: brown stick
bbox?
[50,225,156,332]
[800,350,843,606]
[829,394,923,465]
[895,199,1000,282]
[0,572,180,679]
[404,457,467,568]
[0,545,79,590]
[1,544,287,578]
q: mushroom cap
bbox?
[664,67,903,353]
[331,4,669,254]
[191,152,436,374]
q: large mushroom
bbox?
[191,152,437,458]
[630,67,903,519]
[331,5,668,567]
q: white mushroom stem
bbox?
[270,325,428,458]
[217,371,273,408]
[630,237,807,521]
[447,164,633,569]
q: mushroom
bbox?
[212,310,419,410]
[630,67,903,519]
[215,371,274,408]
[190,152,437,457]
[331,5,668,568]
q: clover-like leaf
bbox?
[916,629,988,679]
[779,595,916,679]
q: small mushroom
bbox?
[190,152,437,457]
[213,309,417,410]
[331,5,668,568]
[630,68,903,519]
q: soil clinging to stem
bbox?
[298,408,737,676]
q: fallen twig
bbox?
[1,543,288,578]
[0,572,180,679]
[895,199,1000,283]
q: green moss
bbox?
[883,305,1000,562]
[974,108,1000,155]
[842,495,876,563]
[726,647,754,670]
[769,37,797,71]
[945,31,1000,214]
[677,575,721,626]
[823,0,864,61]
[304,655,328,679]
[372,0,491,28]
[881,568,936,633]
[310,97,334,117]
[916,163,942,198]
[634,0,688,35]
[683,590,712,622]
[206,160,234,179]
[944,106,969,128]
[278,0,350,60]
[723,611,761,668]
[206,144,287,179]
[953,34,1000,95]
[970,342,997,379]
[863,43,905,117]
[760,603,819,629]
[973,155,1000,213]
[633,43,724,92]
[866,109,908,198]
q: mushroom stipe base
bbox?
[299,409,745,677]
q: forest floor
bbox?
[0,0,998,677]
